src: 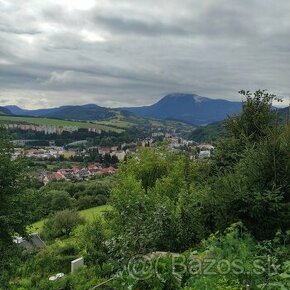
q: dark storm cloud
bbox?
[0,0,290,108]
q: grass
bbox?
[79,205,112,222]
[0,116,123,133]
[28,205,113,233]
[98,118,133,129]
[97,112,141,129]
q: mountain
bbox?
[5,94,243,124]
[43,104,116,121]
[278,106,289,122]
[5,105,60,116]
[0,106,12,115]
[5,104,117,121]
[121,93,243,125]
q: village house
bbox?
[42,172,64,185]
[198,144,215,151]
[23,147,65,160]
[110,150,126,161]
[141,138,154,147]
[99,147,111,156]
[152,132,164,137]
[40,163,118,184]
[121,142,137,150]
[197,144,215,159]
[77,168,90,179]
[100,166,118,174]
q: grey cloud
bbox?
[0,0,290,108]
[95,15,189,36]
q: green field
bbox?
[0,113,194,135]
[97,111,146,129]
[98,118,134,129]
[0,116,124,133]
[29,205,113,233]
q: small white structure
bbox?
[199,150,211,159]
[49,273,64,282]
[71,257,84,273]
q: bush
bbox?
[41,209,85,240]
[49,190,75,211]
[77,195,95,210]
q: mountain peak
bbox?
[122,93,242,126]
[161,93,209,103]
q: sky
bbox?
[0,0,290,109]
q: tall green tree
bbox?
[122,148,168,194]
[225,89,281,141]
[207,90,290,239]
[214,89,281,172]
[0,129,29,286]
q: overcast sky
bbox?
[0,0,290,109]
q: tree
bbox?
[214,89,281,172]
[75,219,108,268]
[49,190,74,211]
[0,128,29,286]
[122,148,168,194]
[108,151,194,259]
[225,89,281,141]
[42,209,85,240]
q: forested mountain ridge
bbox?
[5,104,118,121]
[122,93,243,125]
[6,93,243,124]
[0,106,12,115]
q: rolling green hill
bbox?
[5,104,118,121]
[189,121,225,143]
[44,104,116,121]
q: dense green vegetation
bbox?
[188,121,225,143]
[0,131,33,287]
[25,176,117,224]
[0,90,289,289]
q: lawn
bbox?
[28,205,113,233]
[0,116,123,133]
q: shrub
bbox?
[49,190,75,211]
[41,209,85,240]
